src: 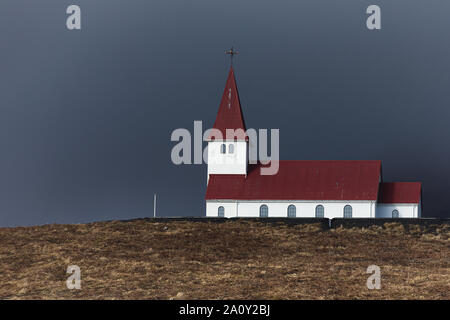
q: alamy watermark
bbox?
[366,265,381,290]
[66,265,81,290]
[65,5,380,31]
[170,121,280,175]
[66,5,81,30]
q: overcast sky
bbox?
[1,0,449,226]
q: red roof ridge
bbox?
[381,181,421,184]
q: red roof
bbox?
[378,182,421,204]
[206,160,382,201]
[208,67,247,141]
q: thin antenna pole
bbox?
[153,193,157,218]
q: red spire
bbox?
[209,67,247,141]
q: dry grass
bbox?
[0,220,448,300]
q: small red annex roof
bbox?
[206,160,382,201]
[378,182,421,204]
[208,67,247,141]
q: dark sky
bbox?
[1,0,449,226]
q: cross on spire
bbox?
[225,46,239,66]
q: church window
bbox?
[392,209,399,218]
[315,205,324,218]
[260,205,268,217]
[228,144,234,154]
[218,206,225,217]
[287,205,296,217]
[343,205,352,218]
[220,144,226,154]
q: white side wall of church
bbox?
[207,200,420,218]
[206,200,376,218]
[375,203,420,218]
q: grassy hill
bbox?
[0,219,448,299]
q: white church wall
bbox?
[207,141,247,181]
[375,203,420,218]
[206,201,237,218]
[206,200,376,218]
[418,201,422,217]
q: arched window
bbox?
[343,205,352,218]
[287,205,296,218]
[392,209,399,218]
[228,144,234,154]
[260,205,268,217]
[315,205,324,218]
[220,144,226,154]
[218,206,225,217]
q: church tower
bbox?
[206,65,248,183]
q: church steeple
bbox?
[210,66,247,140]
[206,58,248,182]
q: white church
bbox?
[205,65,422,219]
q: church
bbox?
[205,64,422,219]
